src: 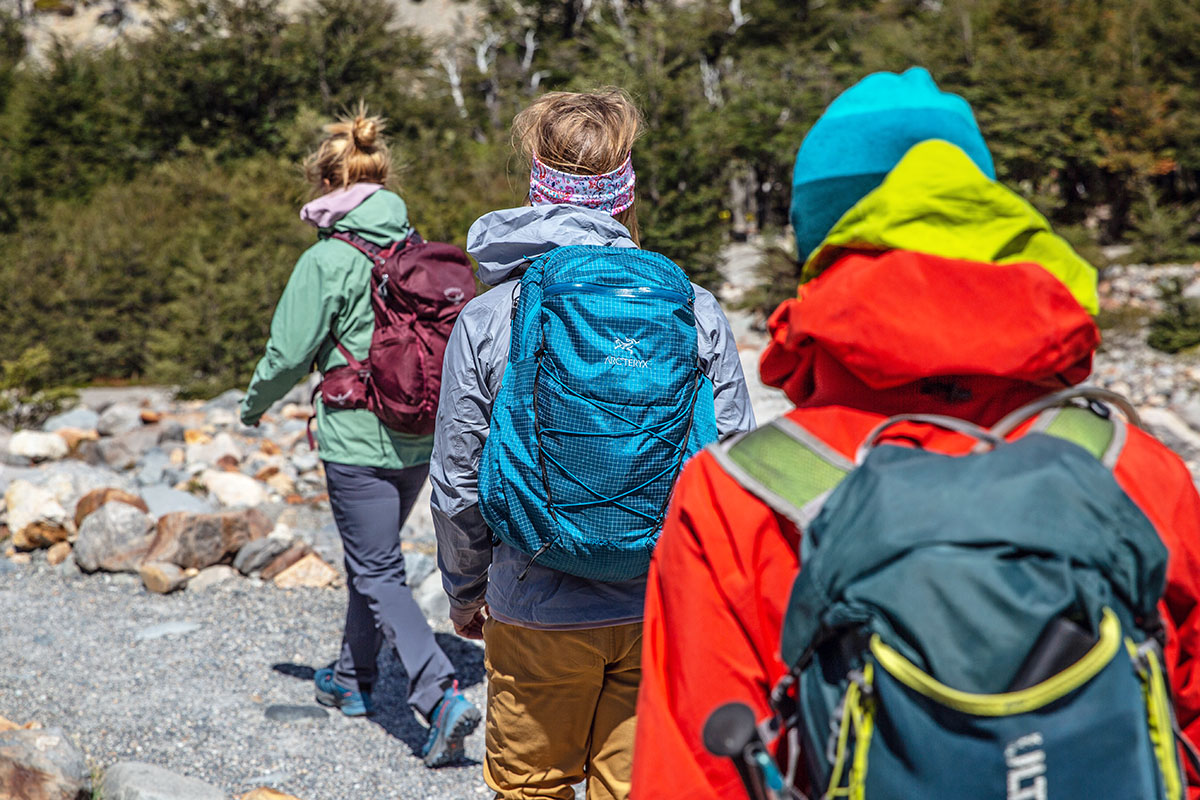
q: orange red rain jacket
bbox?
[632,142,1200,799]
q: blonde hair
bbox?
[304,103,391,194]
[512,88,643,244]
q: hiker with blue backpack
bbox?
[631,68,1200,799]
[240,107,481,768]
[429,88,754,799]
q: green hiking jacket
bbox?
[240,189,434,468]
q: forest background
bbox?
[1,0,1199,402]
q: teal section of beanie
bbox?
[790,67,996,261]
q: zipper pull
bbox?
[517,541,554,581]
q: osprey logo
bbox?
[613,337,640,352]
[607,336,648,369]
[328,390,355,405]
[444,286,466,304]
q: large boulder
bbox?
[96,426,163,471]
[96,403,144,436]
[138,562,187,595]
[186,433,242,467]
[201,470,267,508]
[0,727,91,800]
[5,480,70,550]
[73,502,156,572]
[232,536,291,576]
[8,430,69,462]
[139,485,215,518]
[1141,407,1200,464]
[74,487,148,529]
[100,761,226,800]
[144,509,271,570]
[37,461,136,513]
[42,407,100,433]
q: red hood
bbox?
[760,249,1100,426]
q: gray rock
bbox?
[206,408,238,429]
[290,450,319,473]
[0,727,91,800]
[188,564,237,591]
[139,485,215,518]
[310,522,344,572]
[35,460,135,513]
[101,761,226,800]
[134,621,201,641]
[264,705,328,722]
[97,425,163,471]
[1141,407,1200,463]
[204,389,245,412]
[0,464,42,495]
[97,403,144,436]
[74,502,156,573]
[8,430,69,462]
[42,407,100,432]
[160,421,186,443]
[403,550,435,588]
[136,449,170,487]
[186,432,242,467]
[414,569,449,621]
[1177,396,1200,433]
[232,536,290,575]
[201,470,268,508]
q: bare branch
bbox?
[521,29,538,74]
[728,0,750,34]
[700,57,723,107]
[439,52,468,119]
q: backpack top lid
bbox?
[780,433,1168,692]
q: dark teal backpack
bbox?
[710,387,1192,799]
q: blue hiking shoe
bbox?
[314,667,373,717]
[421,681,481,767]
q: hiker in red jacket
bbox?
[631,67,1200,799]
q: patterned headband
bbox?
[529,152,636,216]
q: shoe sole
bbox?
[314,686,372,717]
[424,705,482,768]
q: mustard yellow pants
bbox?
[482,618,642,800]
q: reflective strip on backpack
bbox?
[708,418,852,531]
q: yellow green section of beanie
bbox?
[802,140,1099,315]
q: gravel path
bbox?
[0,557,492,800]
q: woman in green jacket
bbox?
[239,108,480,768]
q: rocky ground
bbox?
[0,251,1197,800]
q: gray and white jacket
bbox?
[429,204,755,629]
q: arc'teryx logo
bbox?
[607,336,648,369]
[613,336,639,352]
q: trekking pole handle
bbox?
[856,413,1004,464]
[703,702,785,800]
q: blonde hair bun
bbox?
[351,115,379,149]
[304,102,392,194]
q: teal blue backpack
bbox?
[479,245,718,582]
[709,388,1193,799]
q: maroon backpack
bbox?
[317,230,475,436]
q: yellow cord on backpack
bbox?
[824,663,875,800]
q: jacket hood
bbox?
[302,185,410,247]
[803,140,1098,315]
[762,141,1102,423]
[467,204,637,286]
[300,182,383,229]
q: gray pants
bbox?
[325,461,455,719]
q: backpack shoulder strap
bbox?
[709,417,853,531]
[990,385,1137,469]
